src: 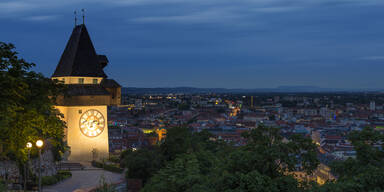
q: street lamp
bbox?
[36,140,43,192]
[24,142,32,191]
[36,140,43,148]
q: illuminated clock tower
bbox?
[52,24,121,161]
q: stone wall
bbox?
[0,149,57,183]
[30,149,57,177]
[0,161,20,183]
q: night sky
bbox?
[1,0,384,89]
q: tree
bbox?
[142,153,211,192]
[160,126,192,161]
[122,147,164,184]
[178,103,190,111]
[123,127,225,186]
[241,125,319,176]
[313,127,384,192]
[0,42,65,163]
[142,125,319,191]
[208,125,318,192]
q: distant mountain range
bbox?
[122,86,384,94]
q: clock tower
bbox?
[52,24,121,161]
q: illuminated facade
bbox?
[52,24,121,161]
[292,163,335,185]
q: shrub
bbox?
[42,171,72,186]
[108,155,120,164]
[0,179,6,191]
[92,161,123,173]
[92,160,104,168]
[57,170,72,180]
[42,176,58,186]
[104,164,123,173]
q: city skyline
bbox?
[1,0,384,89]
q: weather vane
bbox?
[74,10,77,26]
[82,9,85,24]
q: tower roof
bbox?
[52,24,107,78]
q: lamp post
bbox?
[36,140,44,192]
[24,142,32,191]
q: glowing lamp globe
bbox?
[26,142,32,148]
[36,140,44,148]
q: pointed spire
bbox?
[52,24,107,78]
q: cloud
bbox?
[131,4,302,24]
[1,0,384,26]
[0,0,98,18]
[0,1,38,15]
[254,6,302,13]
[22,15,59,22]
[132,9,241,24]
[128,0,384,24]
[113,0,190,6]
[1,0,383,16]
[360,56,384,61]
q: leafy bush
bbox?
[42,176,58,186]
[108,155,120,164]
[92,161,123,173]
[42,171,72,186]
[92,160,104,168]
[0,179,6,191]
[57,170,72,180]
[104,164,123,173]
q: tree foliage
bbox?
[0,42,65,162]
[124,125,319,191]
[312,127,384,192]
[178,103,191,111]
[122,146,164,184]
[122,109,384,192]
[241,126,319,176]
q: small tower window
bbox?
[78,78,84,84]
[93,79,98,84]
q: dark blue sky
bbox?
[1,0,384,89]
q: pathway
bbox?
[43,169,124,192]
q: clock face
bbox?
[79,109,105,138]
